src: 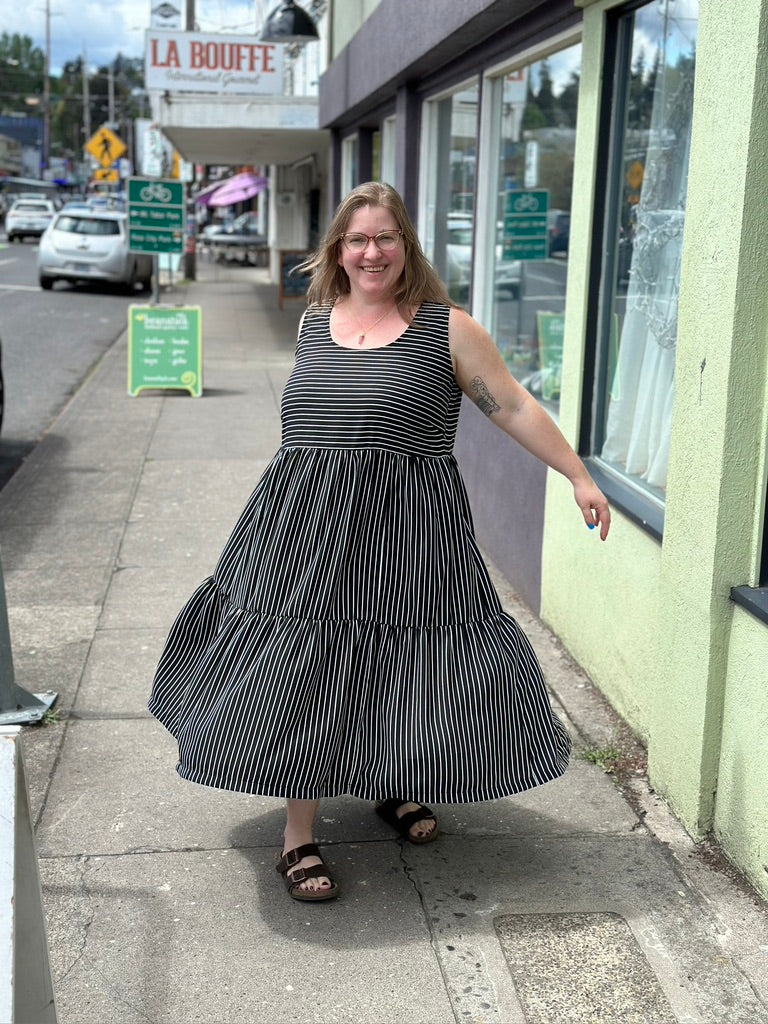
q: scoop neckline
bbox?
[328,300,420,351]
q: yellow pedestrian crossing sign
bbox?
[86,126,126,168]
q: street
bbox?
[0,238,138,488]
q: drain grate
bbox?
[495,912,678,1024]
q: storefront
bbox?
[319,0,768,900]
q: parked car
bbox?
[5,198,57,242]
[548,210,570,256]
[446,219,521,301]
[37,209,153,292]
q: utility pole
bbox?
[42,0,50,176]
[186,0,195,31]
[82,50,91,148]
[108,65,115,126]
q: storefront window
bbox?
[485,42,582,416]
[422,83,480,304]
[596,0,698,501]
[341,134,359,196]
[380,116,397,186]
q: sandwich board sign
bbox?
[128,305,202,396]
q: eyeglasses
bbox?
[339,229,403,252]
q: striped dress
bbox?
[148,302,571,802]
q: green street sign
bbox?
[502,189,549,261]
[128,305,202,397]
[128,177,185,255]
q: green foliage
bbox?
[581,744,622,774]
[0,32,44,115]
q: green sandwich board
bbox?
[128,305,202,397]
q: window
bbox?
[341,134,359,196]
[480,41,582,417]
[380,115,397,186]
[591,0,699,515]
[421,82,480,305]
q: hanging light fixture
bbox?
[259,1,319,43]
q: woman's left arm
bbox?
[450,307,611,540]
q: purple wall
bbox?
[454,398,547,615]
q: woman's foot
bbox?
[375,799,439,844]
[276,843,339,902]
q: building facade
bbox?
[318,0,768,899]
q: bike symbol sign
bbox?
[502,188,549,262]
[127,177,185,255]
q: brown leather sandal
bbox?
[375,799,439,844]
[276,843,339,902]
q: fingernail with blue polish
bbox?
[588,524,595,530]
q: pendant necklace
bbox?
[354,304,396,346]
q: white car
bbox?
[37,209,153,292]
[446,220,521,301]
[5,198,57,242]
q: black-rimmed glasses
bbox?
[339,230,403,252]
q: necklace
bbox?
[353,303,396,345]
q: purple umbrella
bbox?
[207,172,269,208]
[194,179,229,206]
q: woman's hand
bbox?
[572,478,611,541]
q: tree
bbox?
[0,32,44,116]
[557,71,580,129]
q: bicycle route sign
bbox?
[502,189,549,261]
[128,177,184,255]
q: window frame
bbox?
[418,75,481,303]
[579,0,679,542]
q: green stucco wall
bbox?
[716,608,768,896]
[543,0,768,896]
[542,0,665,745]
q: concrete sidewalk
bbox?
[2,261,768,1024]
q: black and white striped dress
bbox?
[148,302,571,802]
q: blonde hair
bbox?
[302,181,455,312]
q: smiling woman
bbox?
[148,180,609,906]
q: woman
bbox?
[148,182,610,903]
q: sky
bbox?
[7,0,699,79]
[5,0,272,74]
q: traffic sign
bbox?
[502,189,549,261]
[86,125,126,169]
[93,168,119,183]
[127,177,184,255]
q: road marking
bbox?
[0,258,18,266]
[0,283,41,292]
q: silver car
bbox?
[37,210,152,292]
[5,198,56,242]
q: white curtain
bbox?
[602,25,696,492]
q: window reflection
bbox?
[488,43,582,416]
[423,84,480,305]
[599,0,698,499]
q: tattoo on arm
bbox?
[470,376,500,417]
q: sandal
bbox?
[276,843,339,902]
[375,799,439,845]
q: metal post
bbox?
[42,0,50,176]
[0,556,56,726]
[0,727,58,1024]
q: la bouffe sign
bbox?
[145,30,285,94]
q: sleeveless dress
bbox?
[148,302,571,802]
